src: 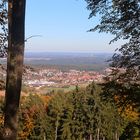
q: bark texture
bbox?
[0,0,26,140]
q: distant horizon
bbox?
[25,51,114,54]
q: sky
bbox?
[25,0,122,53]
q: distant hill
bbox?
[1,52,113,71]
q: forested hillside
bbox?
[0,83,139,140]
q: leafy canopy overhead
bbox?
[85,0,140,111]
[85,0,140,69]
[86,0,140,41]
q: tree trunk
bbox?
[97,128,100,140]
[0,0,26,140]
[43,132,46,140]
[115,131,119,140]
[55,118,59,140]
[89,134,92,140]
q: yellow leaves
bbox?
[40,95,52,111]
[18,115,34,140]
[18,94,51,140]
[114,95,139,121]
[121,105,139,121]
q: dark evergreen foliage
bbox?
[46,84,126,140]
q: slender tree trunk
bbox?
[115,131,119,140]
[90,134,92,140]
[0,0,26,140]
[55,118,58,140]
[97,128,100,140]
[43,132,46,140]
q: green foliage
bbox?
[0,83,138,139]
[85,0,140,79]
[102,75,140,108]
[101,78,140,139]
[18,94,48,140]
[85,2,140,135]
[46,83,126,140]
[85,83,126,140]
[120,121,140,140]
